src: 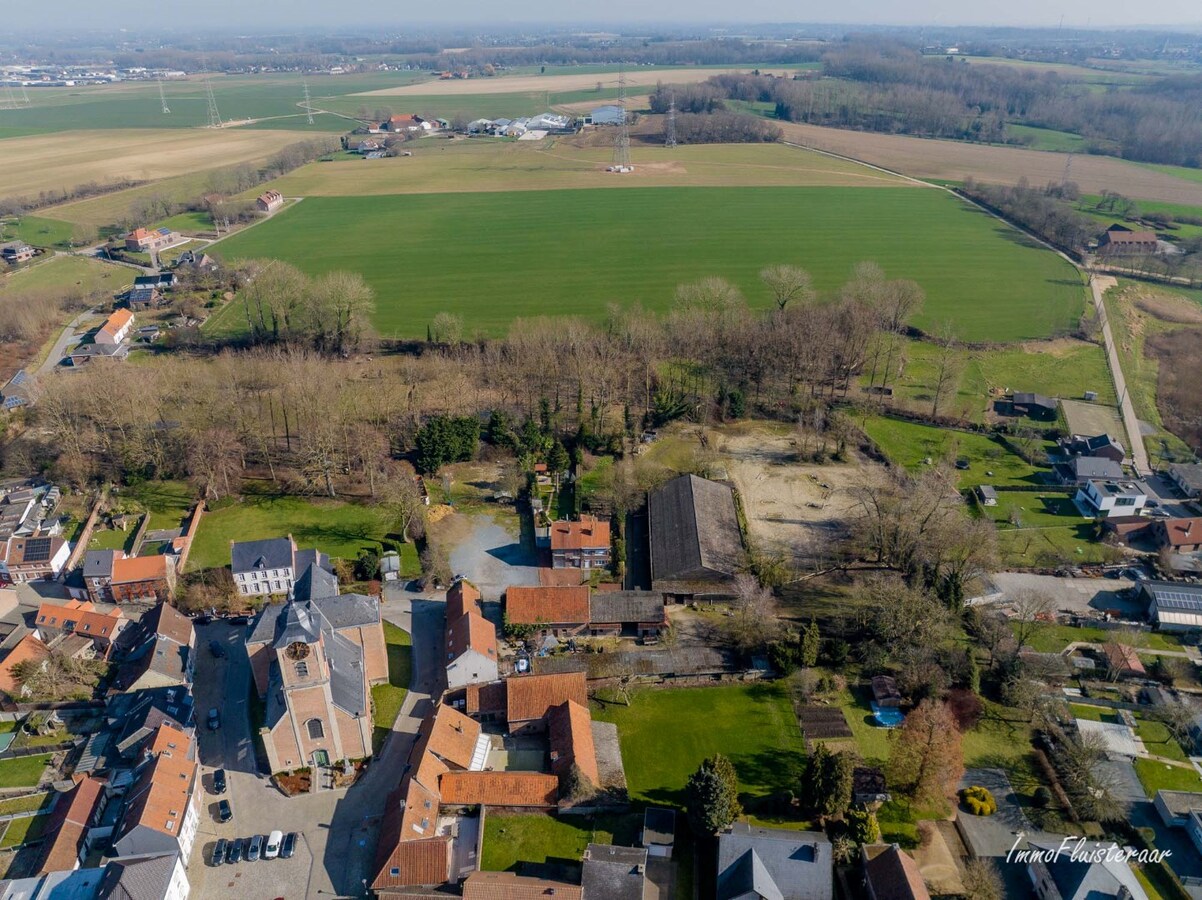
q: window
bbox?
[295,661,309,678]
[306,719,324,739]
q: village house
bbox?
[35,600,128,659]
[95,308,135,346]
[507,671,588,735]
[649,474,744,602]
[1,241,35,265]
[0,633,50,704]
[109,722,201,872]
[124,227,180,253]
[582,844,647,900]
[1155,517,1202,554]
[383,114,431,133]
[122,602,195,692]
[1097,224,1159,257]
[126,285,162,311]
[505,585,591,637]
[1026,839,1149,900]
[862,844,930,900]
[34,774,108,875]
[82,549,176,603]
[230,534,330,597]
[1057,433,1125,464]
[444,580,498,690]
[1056,456,1126,486]
[256,189,285,213]
[462,871,582,899]
[0,534,71,582]
[549,515,611,569]
[717,823,833,900]
[1102,643,1146,679]
[245,564,385,772]
[1075,479,1148,518]
[1167,463,1202,500]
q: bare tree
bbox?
[760,264,814,311]
[929,323,963,417]
[1010,589,1055,650]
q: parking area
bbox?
[987,572,1144,618]
[447,516,540,599]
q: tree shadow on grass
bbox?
[729,747,807,801]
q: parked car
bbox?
[265,830,283,860]
[228,615,250,626]
[208,708,221,730]
[210,839,227,866]
[281,832,297,859]
[209,640,226,658]
[217,799,232,823]
[247,834,264,862]
[226,838,243,864]
[212,769,227,794]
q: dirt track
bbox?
[777,121,1202,206]
[355,68,797,97]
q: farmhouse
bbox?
[507,671,588,735]
[1168,463,1202,500]
[35,600,128,659]
[1011,392,1058,421]
[649,474,744,602]
[1098,225,1159,256]
[549,515,611,569]
[1075,479,1148,519]
[505,585,591,636]
[245,564,385,772]
[1142,581,1202,631]
[256,189,285,213]
[125,227,180,253]
[1,241,35,265]
[444,579,498,690]
[95,308,135,346]
[1057,433,1125,463]
[716,822,833,900]
[1155,518,1202,554]
[383,114,430,133]
[230,534,330,597]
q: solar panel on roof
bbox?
[22,536,52,561]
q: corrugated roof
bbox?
[649,474,742,582]
[589,591,665,625]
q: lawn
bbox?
[186,482,410,571]
[0,814,49,849]
[213,186,1085,343]
[984,490,1112,567]
[0,792,54,818]
[1136,716,1189,763]
[859,415,1049,488]
[1016,622,1182,654]
[1134,757,1202,797]
[0,755,52,789]
[591,683,807,810]
[0,254,127,303]
[1005,124,1088,153]
[88,527,135,553]
[481,811,639,879]
[0,215,87,249]
[118,480,195,532]
[371,621,412,755]
[153,211,213,233]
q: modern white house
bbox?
[1075,479,1148,519]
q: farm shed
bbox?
[976,485,998,506]
[648,474,743,602]
[1142,581,1202,631]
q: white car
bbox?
[264,830,283,860]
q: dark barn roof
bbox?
[648,474,743,585]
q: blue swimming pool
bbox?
[871,703,905,728]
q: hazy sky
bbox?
[8,0,1202,31]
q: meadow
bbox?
[214,185,1085,342]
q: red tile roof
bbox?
[447,610,497,662]
[36,600,126,642]
[464,680,507,717]
[0,633,50,696]
[37,775,104,875]
[116,734,197,841]
[548,700,599,787]
[505,586,590,626]
[439,771,558,807]
[371,835,451,890]
[419,704,481,771]
[462,871,583,900]
[446,580,482,622]
[112,554,172,585]
[100,308,133,340]
[1160,517,1202,547]
[507,672,588,725]
[1102,643,1146,675]
[550,516,610,552]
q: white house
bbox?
[229,535,329,597]
[1075,479,1148,518]
[1027,840,1148,900]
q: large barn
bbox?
[648,474,744,602]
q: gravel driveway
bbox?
[448,516,540,600]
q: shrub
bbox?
[1033,786,1053,808]
[960,785,997,816]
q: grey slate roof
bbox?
[1060,457,1125,482]
[1031,841,1148,900]
[589,591,665,624]
[1170,463,1202,494]
[273,602,323,649]
[1013,392,1057,410]
[581,844,647,900]
[717,823,833,900]
[293,562,339,603]
[326,626,367,716]
[84,549,117,579]
[1141,581,1202,612]
[230,537,294,574]
[98,852,177,900]
[248,592,378,646]
[649,474,743,583]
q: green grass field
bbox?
[119,480,195,532]
[1016,622,1181,654]
[859,415,1049,488]
[187,483,418,572]
[481,812,639,876]
[0,254,128,302]
[592,683,806,810]
[0,215,88,249]
[982,490,1112,566]
[1006,124,1088,153]
[214,186,1085,342]
[154,211,213,234]
[0,755,51,789]
[1134,757,1202,797]
[371,621,412,755]
[0,813,49,849]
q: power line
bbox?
[665,88,677,149]
[200,55,222,128]
[302,78,314,125]
[611,65,632,172]
[158,76,170,114]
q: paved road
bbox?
[1090,274,1151,477]
[188,594,444,899]
[36,308,97,375]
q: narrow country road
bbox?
[36,307,95,374]
[1089,273,1151,476]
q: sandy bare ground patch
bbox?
[1060,398,1126,438]
[355,67,799,97]
[0,128,311,199]
[1133,291,1202,324]
[777,121,1202,206]
[711,425,890,564]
